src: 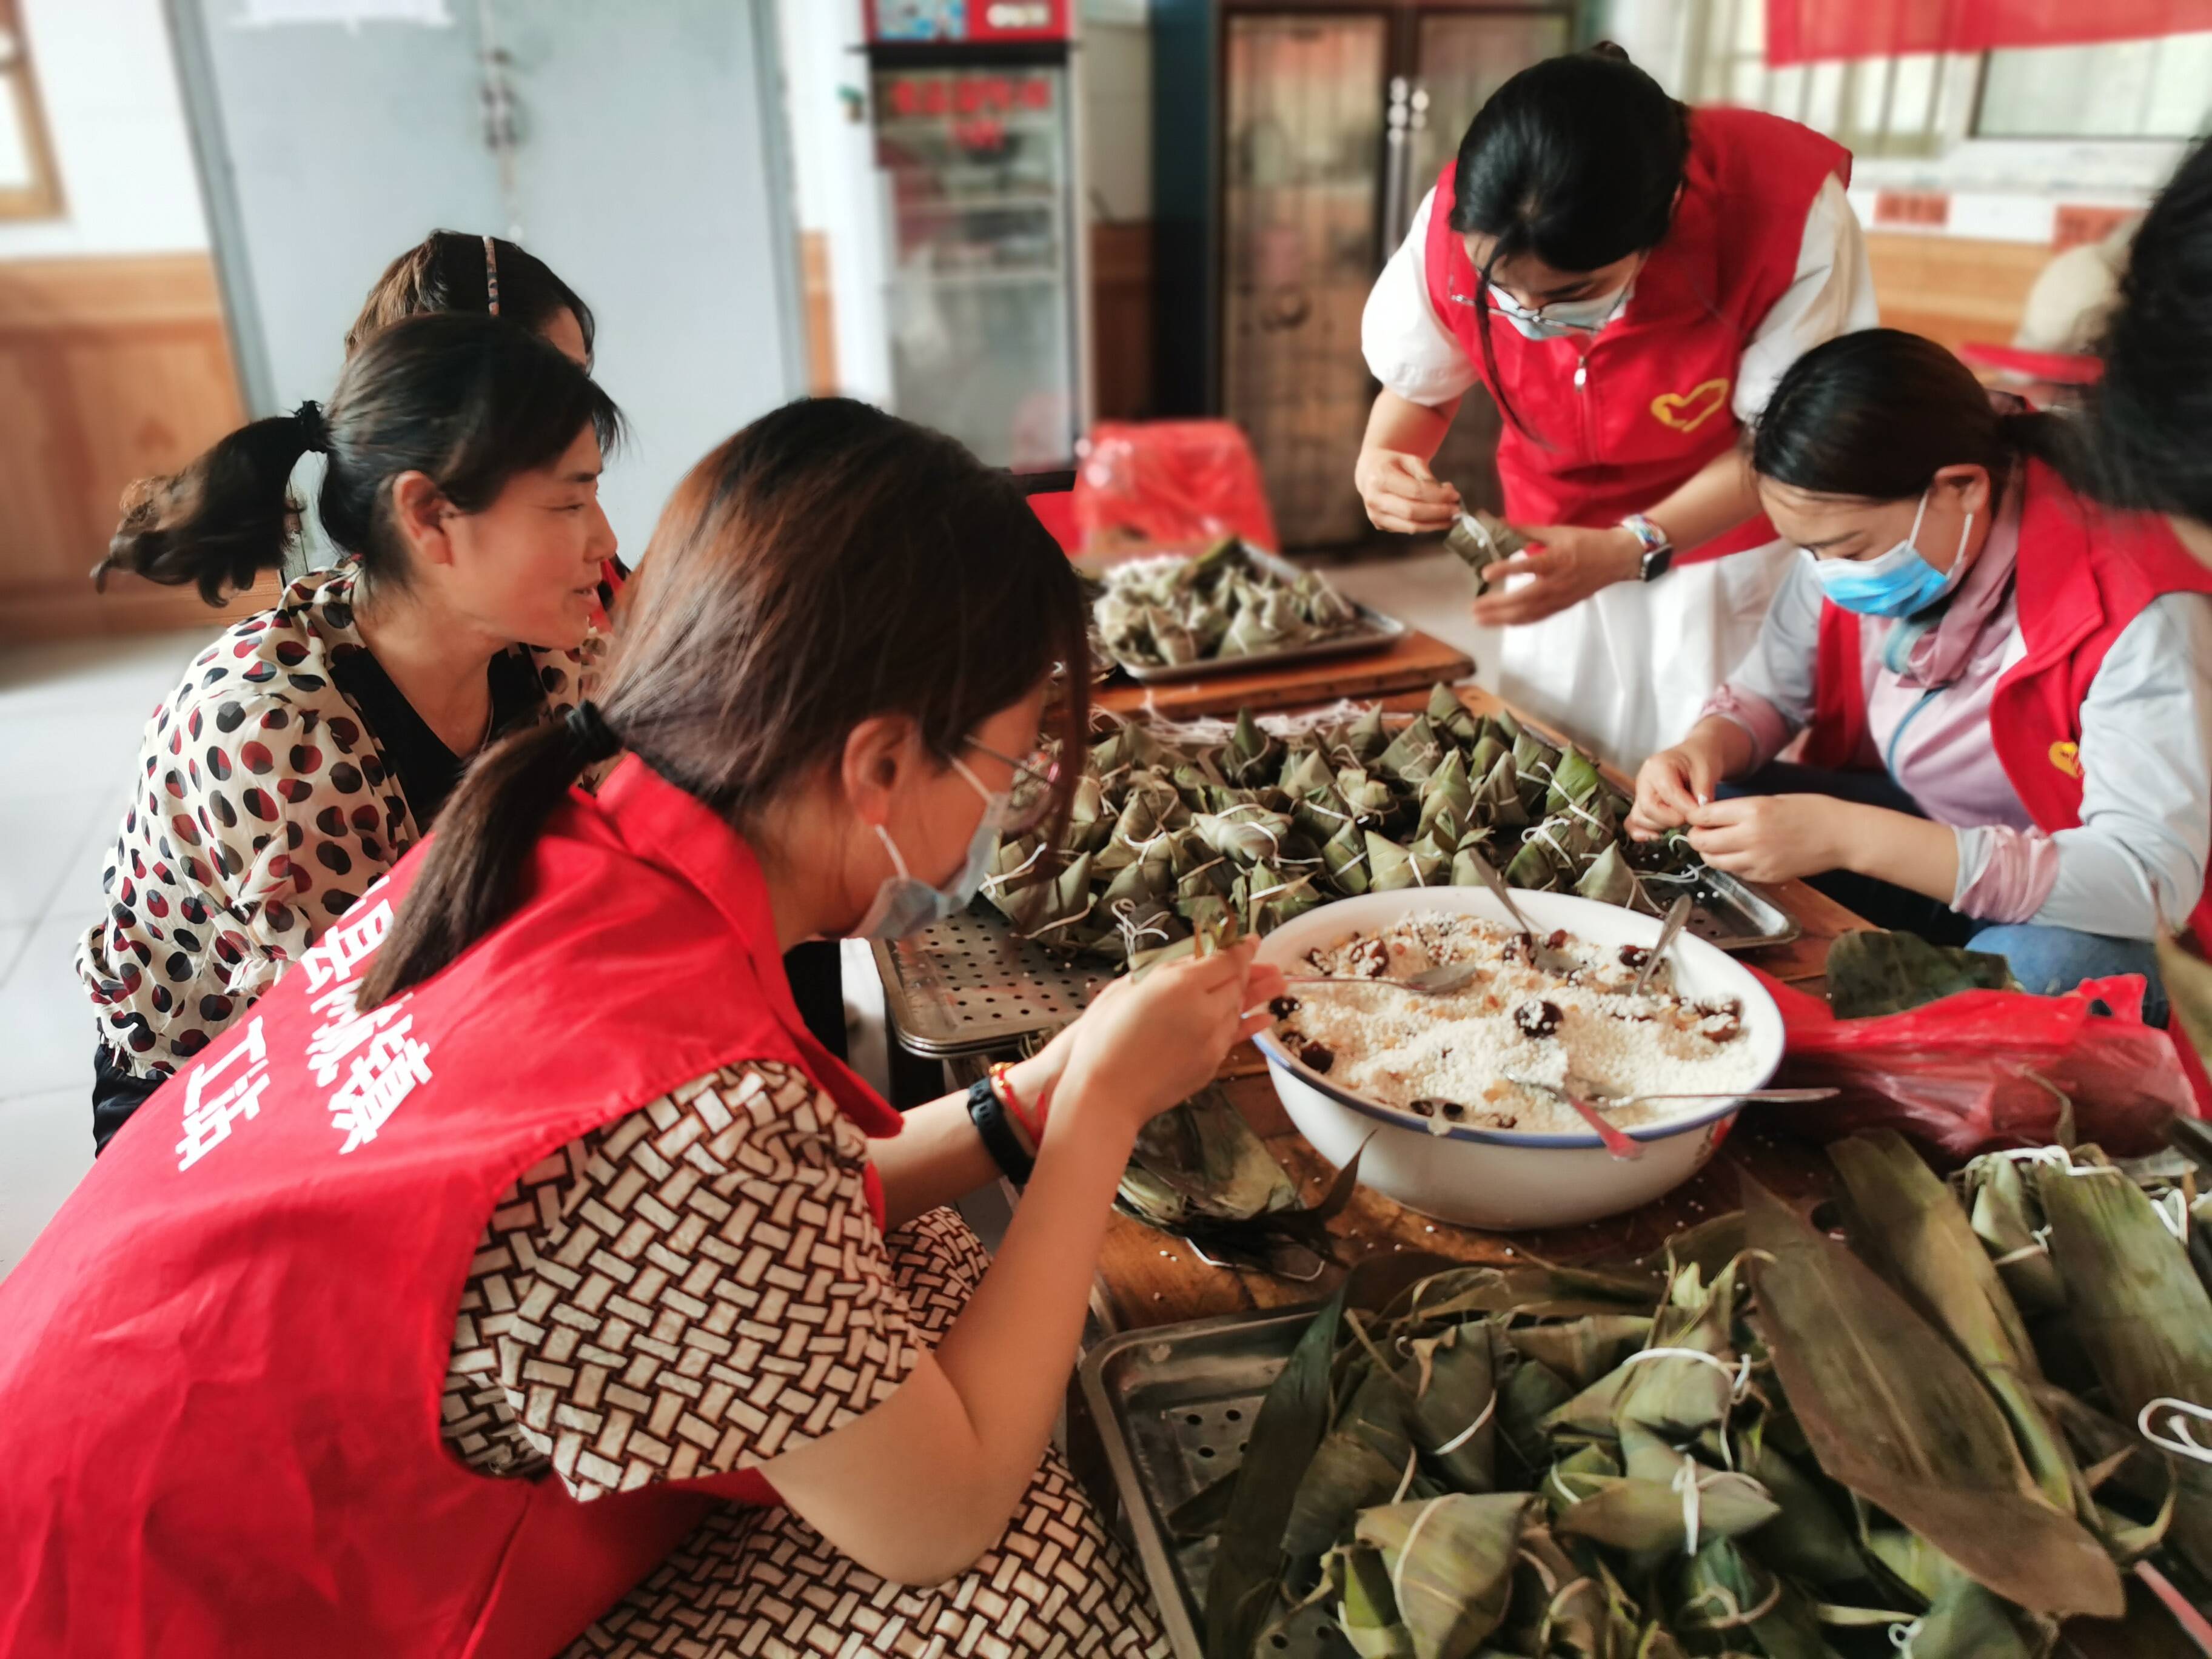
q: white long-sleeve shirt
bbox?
[1361,176,1878,421]
[1711,549,2212,939]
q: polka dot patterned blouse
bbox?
[76,562,599,1081]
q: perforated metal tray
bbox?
[871,902,1114,1057]
[1079,1309,1328,1659]
[1093,545,1409,685]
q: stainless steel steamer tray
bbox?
[1094,545,1409,686]
[1078,1309,1321,1659]
[871,903,1114,1057]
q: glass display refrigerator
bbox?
[866,0,1091,472]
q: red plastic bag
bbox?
[1074,420,1279,555]
[1755,969,2196,1158]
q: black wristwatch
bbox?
[1620,514,1674,581]
[967,1076,1035,1185]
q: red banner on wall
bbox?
[1768,0,2212,64]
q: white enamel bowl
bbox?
[1252,887,1785,1232]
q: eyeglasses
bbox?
[964,739,1062,834]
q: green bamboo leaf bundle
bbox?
[1745,1179,2125,1617]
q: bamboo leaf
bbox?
[1823,930,2019,1019]
[2037,1158,2212,1584]
[1204,1282,1351,1659]
[1827,1132,2080,1515]
[1354,1494,1532,1659]
[1744,1178,2125,1618]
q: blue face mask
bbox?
[1806,489,1974,618]
[852,757,1010,942]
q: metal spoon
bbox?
[1594,1087,1838,1109]
[1504,1074,1644,1161]
[1460,846,1540,938]
[1630,895,1694,997]
[1282,961,1482,997]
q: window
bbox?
[1678,0,1965,158]
[1974,32,2212,139]
[0,0,60,220]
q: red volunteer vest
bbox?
[1803,460,2212,944]
[1423,106,1850,563]
[0,756,901,1659]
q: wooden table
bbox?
[1093,628,1473,720]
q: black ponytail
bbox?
[95,312,622,607]
[1450,45,1689,439]
[99,411,326,604]
[1752,328,2083,500]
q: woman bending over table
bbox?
[78,315,619,1150]
[1629,329,2212,1018]
[2,397,1279,1658]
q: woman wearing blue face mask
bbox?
[1355,43,1875,766]
[1,397,1282,1656]
[1629,330,2212,1016]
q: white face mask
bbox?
[850,757,1010,942]
[1490,278,1635,341]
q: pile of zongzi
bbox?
[1187,1129,2212,1658]
[981,684,1703,967]
[1093,538,1366,669]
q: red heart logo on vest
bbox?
[1650,378,1731,434]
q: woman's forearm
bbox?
[1639,447,1765,554]
[1362,387,1460,464]
[1833,803,1962,904]
[870,1050,1064,1229]
[762,1096,1135,1583]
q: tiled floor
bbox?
[0,548,1491,1281]
[0,630,207,1278]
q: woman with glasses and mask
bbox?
[1356,44,1875,767]
[1627,329,2212,1019]
[2,398,1281,1658]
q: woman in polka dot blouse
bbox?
[76,314,620,1150]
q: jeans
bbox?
[1723,763,2168,1024]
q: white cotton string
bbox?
[2139,1398,2212,1465]
[1302,799,1356,825]
[1891,1618,1925,1655]
[1679,1577,1785,1631]
[1549,1463,1583,1507]
[1991,1226,2051,1267]
[2154,1188,2190,1243]
[1389,1496,1452,1609]
[1390,1447,1420,1505]
[1544,1577,1600,1626]
[1673,1460,1703,1555]
[1434,1391,1497,1456]
[2063,1162,2125,1179]
[982,840,1050,892]
[1992,1146,2074,1168]
[1561,796,1608,834]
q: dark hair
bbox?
[1449,44,1689,438]
[358,397,1092,1007]
[344,230,595,360]
[97,313,623,605]
[1751,328,2076,500]
[2087,139,2212,526]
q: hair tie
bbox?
[292,400,330,454]
[483,234,500,317]
[563,700,620,763]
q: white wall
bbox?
[1083,14,1150,222]
[0,0,208,260]
[775,0,892,404]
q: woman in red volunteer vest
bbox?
[0,397,1280,1657]
[1628,330,2212,1020]
[1356,45,1874,766]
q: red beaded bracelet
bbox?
[989,1062,1044,1146]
